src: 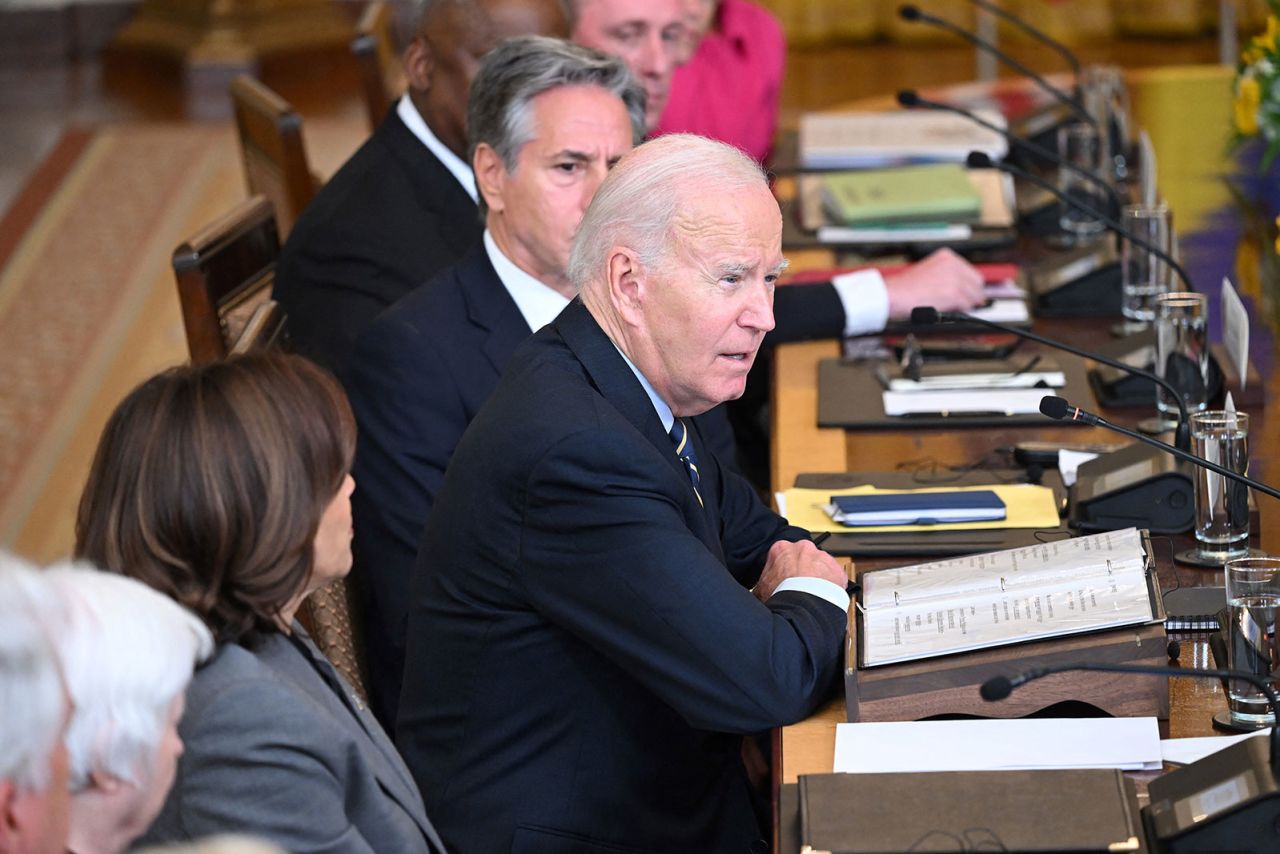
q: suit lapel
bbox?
[379,111,481,250]
[554,301,720,550]
[261,630,446,853]
[455,245,534,375]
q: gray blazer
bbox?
[140,625,445,854]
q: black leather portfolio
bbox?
[797,769,1147,854]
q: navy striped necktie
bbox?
[668,418,703,507]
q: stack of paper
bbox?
[834,718,1163,773]
[799,109,1009,169]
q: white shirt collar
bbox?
[613,344,674,434]
[396,94,478,204]
[483,231,570,335]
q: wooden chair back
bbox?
[352,1,405,131]
[172,195,281,363]
[228,75,319,239]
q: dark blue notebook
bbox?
[829,490,1006,527]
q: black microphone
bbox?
[981,661,1280,772]
[910,306,1192,450]
[897,4,1093,127]
[967,151,1195,292]
[966,0,1081,79]
[896,89,1122,217]
[1039,396,1280,500]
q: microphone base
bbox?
[1027,241,1122,316]
[1144,736,1280,854]
[1069,443,1195,534]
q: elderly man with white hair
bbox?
[2,557,213,854]
[397,133,849,853]
[0,554,71,854]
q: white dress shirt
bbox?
[831,269,891,337]
[482,231,569,333]
[396,94,478,204]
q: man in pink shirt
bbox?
[654,0,784,163]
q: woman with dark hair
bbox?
[75,352,444,854]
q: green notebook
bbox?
[820,162,983,226]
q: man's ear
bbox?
[473,143,508,214]
[606,247,646,325]
[403,33,436,92]
[87,770,121,795]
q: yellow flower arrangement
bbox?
[1234,5,1280,167]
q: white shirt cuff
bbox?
[772,577,851,612]
[831,269,890,337]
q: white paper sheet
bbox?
[882,388,1048,416]
[834,718,1163,773]
[1220,277,1250,389]
[1161,730,1269,765]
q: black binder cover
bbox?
[817,348,1096,430]
[797,769,1145,853]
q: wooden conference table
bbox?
[768,64,1280,818]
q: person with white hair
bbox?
[0,553,71,854]
[396,133,848,852]
[30,565,214,854]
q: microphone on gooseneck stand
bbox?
[967,151,1195,315]
[983,661,1280,851]
[897,5,1094,127]
[965,0,1081,80]
[1038,396,1280,502]
[896,90,1122,219]
[910,307,1191,451]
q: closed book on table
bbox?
[797,769,1144,853]
[829,490,1006,526]
[820,163,982,226]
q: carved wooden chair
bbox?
[352,1,404,132]
[228,75,320,239]
[172,195,281,363]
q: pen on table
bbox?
[812,531,831,547]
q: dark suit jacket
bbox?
[345,245,741,729]
[140,625,444,854]
[273,107,483,376]
[396,299,846,854]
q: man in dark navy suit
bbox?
[272,0,566,376]
[396,131,850,853]
[344,36,650,727]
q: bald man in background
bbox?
[274,0,567,376]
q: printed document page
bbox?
[860,528,1153,666]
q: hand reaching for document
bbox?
[884,247,985,319]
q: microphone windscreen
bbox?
[966,151,993,169]
[910,306,940,325]
[896,90,920,107]
[898,4,921,21]
[979,676,1013,701]
[1039,396,1070,420]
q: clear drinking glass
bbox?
[1191,410,1250,562]
[1056,121,1109,238]
[1224,555,1280,727]
[1079,64,1130,181]
[1120,204,1170,325]
[1153,291,1208,424]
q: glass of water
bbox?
[1056,121,1109,239]
[1224,555,1280,727]
[1153,291,1208,426]
[1191,411,1250,562]
[1119,204,1170,327]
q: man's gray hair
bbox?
[0,553,67,792]
[466,35,646,172]
[568,133,768,291]
[37,563,213,790]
